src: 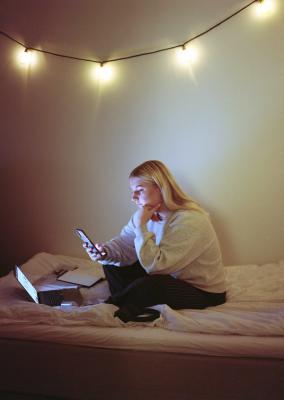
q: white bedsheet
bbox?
[0,253,284,358]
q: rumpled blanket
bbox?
[0,253,283,337]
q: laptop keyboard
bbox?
[41,290,64,306]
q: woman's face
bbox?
[129,177,163,208]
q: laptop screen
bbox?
[15,265,39,303]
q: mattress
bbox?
[0,252,284,359]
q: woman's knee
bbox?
[124,275,165,306]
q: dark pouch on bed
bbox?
[114,304,160,323]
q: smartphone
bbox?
[75,228,103,256]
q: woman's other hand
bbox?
[133,203,161,228]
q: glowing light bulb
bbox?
[94,63,113,82]
[176,45,199,66]
[18,48,37,67]
[254,0,276,17]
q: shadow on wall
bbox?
[0,161,69,276]
[209,211,238,267]
[1,160,239,276]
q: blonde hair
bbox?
[129,160,204,213]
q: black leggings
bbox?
[103,261,226,313]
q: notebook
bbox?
[57,268,103,287]
[15,265,84,307]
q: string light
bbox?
[93,63,113,82]
[176,44,199,66]
[254,0,276,17]
[18,48,37,67]
[0,0,277,80]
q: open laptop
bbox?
[15,265,84,307]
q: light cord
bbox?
[0,0,261,65]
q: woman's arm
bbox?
[99,217,138,266]
[100,204,162,266]
[134,211,215,274]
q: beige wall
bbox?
[1,1,284,273]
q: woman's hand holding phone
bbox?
[75,228,107,262]
[83,242,107,262]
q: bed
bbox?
[0,252,283,400]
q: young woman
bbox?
[84,160,226,322]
